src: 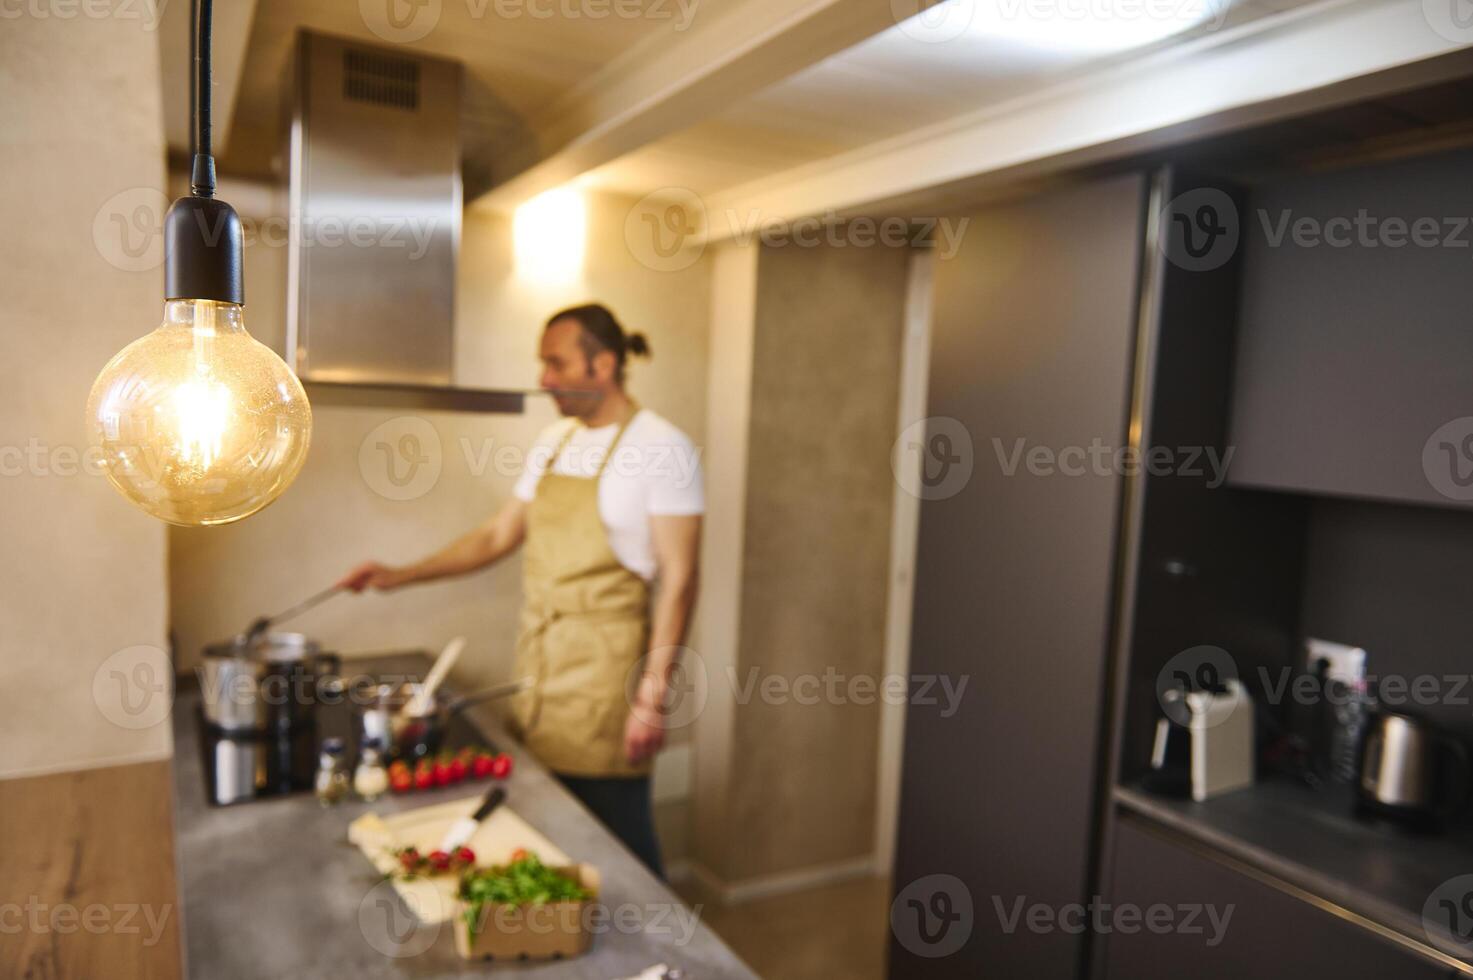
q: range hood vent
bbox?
[286,31,460,389]
[342,49,420,110]
[285,31,525,415]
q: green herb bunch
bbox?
[458,853,590,933]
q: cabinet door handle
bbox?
[1162,559,1198,580]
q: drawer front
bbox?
[1102,819,1457,980]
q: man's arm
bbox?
[338,497,528,592]
[625,513,702,764]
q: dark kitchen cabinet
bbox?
[1101,168,1473,980]
[889,173,1147,978]
[1114,171,1308,789]
[1227,144,1473,510]
[887,86,1473,980]
[1102,819,1456,980]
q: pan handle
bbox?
[442,677,533,715]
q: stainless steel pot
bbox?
[199,632,341,734]
[358,677,529,761]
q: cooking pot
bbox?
[358,677,529,761]
[199,632,341,734]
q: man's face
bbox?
[539,318,615,418]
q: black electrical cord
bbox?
[189,0,216,198]
[167,0,239,304]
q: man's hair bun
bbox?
[546,303,651,382]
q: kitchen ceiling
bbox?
[576,31,1109,196]
[172,0,1420,213]
[581,0,1317,197]
[198,0,716,182]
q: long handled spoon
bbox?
[244,584,343,643]
[405,636,466,717]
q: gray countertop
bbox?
[171,653,757,980]
[1115,779,1473,972]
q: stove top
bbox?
[196,682,491,806]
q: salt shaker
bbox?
[354,745,389,802]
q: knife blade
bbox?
[438,786,507,853]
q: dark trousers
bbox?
[557,774,665,879]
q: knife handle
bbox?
[472,787,507,822]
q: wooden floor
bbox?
[0,760,183,980]
[676,874,892,980]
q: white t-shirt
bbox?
[513,409,705,580]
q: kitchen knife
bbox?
[438,786,507,853]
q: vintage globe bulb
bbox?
[86,299,312,526]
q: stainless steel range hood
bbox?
[285,31,522,414]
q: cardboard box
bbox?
[453,864,601,961]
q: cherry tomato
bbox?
[413,768,434,790]
[433,761,453,786]
[428,850,452,871]
[490,753,513,779]
[399,849,421,871]
[453,846,476,866]
[449,757,468,783]
[472,755,495,779]
[390,770,413,794]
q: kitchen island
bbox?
[171,653,756,979]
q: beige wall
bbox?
[0,14,172,778]
[734,241,908,877]
[691,243,760,870]
[691,239,911,885]
[168,191,712,701]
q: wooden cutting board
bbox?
[348,795,569,924]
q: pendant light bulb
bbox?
[86,0,311,526]
[86,298,312,527]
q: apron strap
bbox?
[549,419,580,459]
[544,402,640,481]
[594,404,639,479]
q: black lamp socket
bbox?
[164,195,243,306]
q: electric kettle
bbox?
[1357,711,1470,825]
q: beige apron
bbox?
[507,410,652,778]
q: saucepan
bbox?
[199,586,347,734]
[199,632,341,734]
[358,677,531,761]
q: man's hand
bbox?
[624,673,668,765]
[623,711,666,766]
[336,561,407,593]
